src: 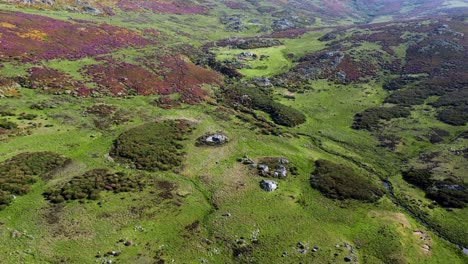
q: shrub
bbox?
[44,169,145,203]
[0,152,69,209]
[0,119,17,129]
[402,168,468,208]
[110,120,194,171]
[18,113,38,120]
[436,106,468,126]
[224,85,306,127]
[352,106,411,131]
[402,169,432,189]
[310,160,383,202]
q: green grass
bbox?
[215,45,293,78]
[0,2,467,263]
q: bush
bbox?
[352,106,410,131]
[110,120,193,171]
[18,113,38,120]
[402,168,468,208]
[44,169,145,203]
[402,169,432,189]
[270,102,307,127]
[0,152,69,209]
[224,85,306,127]
[310,160,383,202]
[0,119,17,129]
[436,106,468,126]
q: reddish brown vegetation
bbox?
[18,67,89,96]
[223,1,247,9]
[116,0,208,14]
[84,55,222,103]
[0,11,153,62]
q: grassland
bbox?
[0,1,467,263]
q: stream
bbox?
[382,180,468,256]
[298,132,467,256]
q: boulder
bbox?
[197,132,228,146]
[276,165,287,178]
[260,180,278,192]
[257,164,269,173]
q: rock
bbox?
[242,158,255,165]
[278,157,289,164]
[82,6,103,15]
[197,132,228,146]
[257,164,269,174]
[124,240,133,246]
[312,246,319,252]
[297,242,305,249]
[238,52,256,59]
[259,180,278,192]
[252,77,272,87]
[275,165,287,178]
[319,32,337,41]
[222,213,231,217]
[335,71,347,83]
[344,256,352,262]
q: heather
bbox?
[0,11,152,62]
[0,0,467,263]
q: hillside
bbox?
[0,0,467,263]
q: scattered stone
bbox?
[124,241,133,246]
[276,165,287,178]
[259,179,278,192]
[238,52,257,60]
[133,225,144,232]
[252,77,272,87]
[344,256,352,262]
[319,32,338,41]
[297,242,305,249]
[238,155,255,164]
[222,213,232,217]
[82,6,102,15]
[422,244,431,252]
[281,251,288,257]
[312,246,319,252]
[257,164,270,175]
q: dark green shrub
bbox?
[0,152,69,209]
[44,169,145,203]
[402,169,432,189]
[310,160,383,202]
[18,113,38,120]
[0,119,17,129]
[402,168,468,208]
[224,85,306,127]
[436,106,468,126]
[352,106,410,131]
[110,120,193,171]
